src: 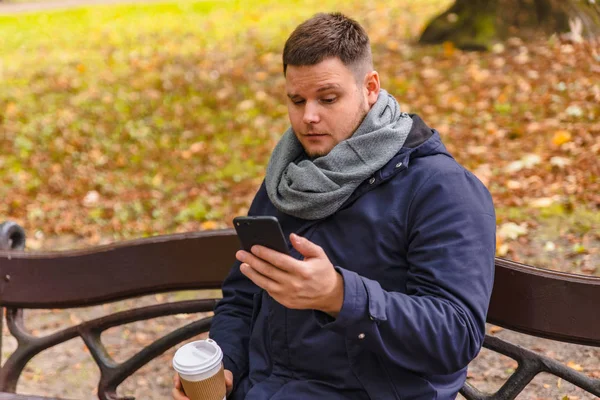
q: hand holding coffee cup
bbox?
[172,371,233,400]
[172,339,231,400]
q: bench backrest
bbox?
[0,228,599,399]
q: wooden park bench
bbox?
[0,220,598,400]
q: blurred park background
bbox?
[0,0,599,398]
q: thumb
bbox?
[224,369,233,386]
[290,233,322,258]
[224,369,233,393]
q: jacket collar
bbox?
[403,114,435,148]
[338,114,451,209]
[379,114,451,179]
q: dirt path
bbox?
[0,0,167,14]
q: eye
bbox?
[320,97,337,104]
[292,99,305,105]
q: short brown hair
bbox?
[282,13,372,78]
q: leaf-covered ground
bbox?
[0,0,599,399]
[1,0,597,273]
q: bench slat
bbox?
[1,231,599,347]
[488,258,600,347]
[0,230,238,308]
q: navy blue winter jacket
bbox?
[209,115,496,399]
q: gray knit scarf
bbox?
[265,89,413,220]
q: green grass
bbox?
[496,207,531,224]
[498,205,600,237]
[538,205,600,236]
[1,0,295,63]
[0,0,452,238]
[0,0,450,101]
[0,0,449,52]
[2,0,598,253]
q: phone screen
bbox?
[233,216,289,254]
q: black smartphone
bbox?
[233,216,289,254]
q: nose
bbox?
[302,101,320,125]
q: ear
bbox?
[363,71,380,107]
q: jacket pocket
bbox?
[379,357,438,400]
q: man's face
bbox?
[285,57,376,158]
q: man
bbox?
[174,12,495,400]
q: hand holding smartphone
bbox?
[233,216,289,254]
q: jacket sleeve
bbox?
[208,184,265,386]
[315,169,496,375]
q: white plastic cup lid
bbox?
[172,339,223,376]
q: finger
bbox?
[174,373,181,389]
[242,252,289,283]
[240,262,279,292]
[290,233,323,259]
[250,245,300,273]
[172,387,189,400]
[238,249,284,272]
[224,369,233,385]
[235,250,252,263]
[224,369,233,394]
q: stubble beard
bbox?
[306,96,370,160]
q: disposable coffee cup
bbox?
[173,339,227,400]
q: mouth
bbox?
[303,133,328,142]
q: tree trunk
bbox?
[419,0,600,50]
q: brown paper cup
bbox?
[180,364,226,400]
[173,339,227,400]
